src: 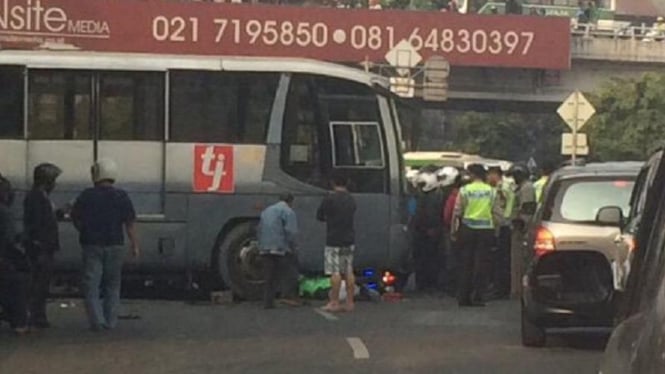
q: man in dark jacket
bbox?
[0,174,30,335]
[412,171,444,292]
[23,163,62,328]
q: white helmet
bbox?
[406,169,420,187]
[436,167,460,188]
[416,172,439,192]
[91,158,118,183]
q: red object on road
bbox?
[382,292,403,302]
[0,0,570,69]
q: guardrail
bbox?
[572,23,665,41]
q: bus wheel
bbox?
[216,222,265,300]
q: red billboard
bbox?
[0,0,571,69]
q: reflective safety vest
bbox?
[501,183,515,220]
[534,176,548,202]
[461,181,495,229]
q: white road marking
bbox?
[313,308,339,321]
[346,337,370,359]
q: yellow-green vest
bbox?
[461,181,495,229]
[534,176,548,202]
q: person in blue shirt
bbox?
[258,193,300,309]
[71,159,138,331]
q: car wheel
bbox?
[216,222,265,301]
[521,306,546,347]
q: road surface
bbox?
[0,296,604,373]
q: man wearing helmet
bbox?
[23,163,62,328]
[71,159,139,331]
[412,167,445,292]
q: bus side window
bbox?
[169,71,278,144]
[280,75,330,189]
[28,70,92,140]
[0,66,24,139]
[331,123,384,168]
[99,72,164,141]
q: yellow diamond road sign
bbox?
[557,91,596,131]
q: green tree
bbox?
[586,73,665,161]
[439,111,565,164]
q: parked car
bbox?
[599,150,665,374]
[521,162,642,347]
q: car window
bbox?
[551,178,635,223]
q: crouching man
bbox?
[258,193,301,309]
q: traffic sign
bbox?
[557,91,596,132]
[422,56,450,102]
[389,77,415,98]
[561,133,589,156]
[385,39,422,77]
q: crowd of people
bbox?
[0,159,139,335]
[407,161,554,306]
[1,155,554,335]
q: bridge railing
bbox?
[572,23,665,42]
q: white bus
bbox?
[0,50,409,298]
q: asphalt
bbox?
[0,295,605,374]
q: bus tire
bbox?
[215,221,264,300]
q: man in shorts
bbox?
[317,172,356,312]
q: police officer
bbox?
[487,167,514,299]
[23,163,62,328]
[507,164,536,297]
[534,161,556,203]
[451,164,499,307]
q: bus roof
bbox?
[0,50,389,89]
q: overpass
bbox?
[0,0,651,112]
[442,29,665,112]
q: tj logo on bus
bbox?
[193,145,234,193]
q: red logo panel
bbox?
[193,145,234,193]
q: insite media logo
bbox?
[193,145,235,193]
[0,0,110,37]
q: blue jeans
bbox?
[82,245,125,330]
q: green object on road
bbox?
[299,277,331,299]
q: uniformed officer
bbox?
[508,164,537,297]
[487,167,515,299]
[451,164,499,307]
[534,161,556,203]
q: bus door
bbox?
[94,71,175,271]
[25,69,169,270]
[277,74,391,271]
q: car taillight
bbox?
[534,227,556,257]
